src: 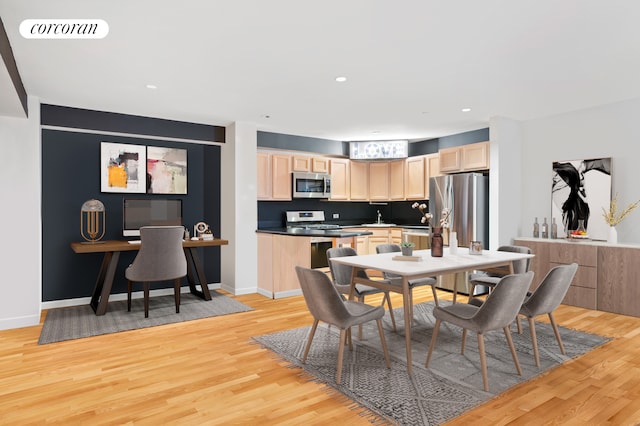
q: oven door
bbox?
[310,237,333,269]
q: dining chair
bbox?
[516,263,578,367]
[426,271,534,392]
[326,247,397,336]
[295,266,391,384]
[467,245,532,302]
[375,243,439,327]
[125,226,187,318]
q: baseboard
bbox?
[0,313,41,331]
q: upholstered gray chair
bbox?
[326,247,397,336]
[517,263,578,367]
[126,226,187,318]
[295,266,391,384]
[376,243,439,327]
[426,271,534,392]
[467,245,532,301]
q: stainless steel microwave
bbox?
[292,172,331,198]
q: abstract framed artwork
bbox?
[551,157,612,241]
[100,142,146,193]
[146,146,187,194]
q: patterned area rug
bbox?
[39,291,253,344]
[254,301,610,425]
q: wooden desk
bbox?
[330,247,534,374]
[71,238,229,315]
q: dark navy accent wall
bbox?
[258,131,346,156]
[41,129,221,302]
[410,128,489,155]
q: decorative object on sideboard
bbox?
[411,201,433,224]
[400,241,415,256]
[80,199,105,243]
[602,192,640,244]
[194,221,210,239]
[431,227,443,257]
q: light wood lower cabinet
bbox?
[257,233,309,299]
[515,238,640,316]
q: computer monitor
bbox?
[122,198,183,237]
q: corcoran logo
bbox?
[20,19,109,39]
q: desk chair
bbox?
[126,226,187,318]
[426,271,534,392]
[295,266,391,384]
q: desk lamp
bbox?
[80,199,106,243]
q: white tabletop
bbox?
[329,247,534,278]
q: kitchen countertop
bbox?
[256,228,373,238]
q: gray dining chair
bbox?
[126,226,187,318]
[467,245,532,301]
[295,266,391,384]
[376,243,439,326]
[326,247,397,337]
[517,263,578,367]
[426,271,534,392]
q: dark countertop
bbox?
[256,228,373,238]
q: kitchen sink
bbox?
[360,223,397,227]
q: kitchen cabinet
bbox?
[257,233,309,298]
[292,155,330,173]
[405,154,439,199]
[329,158,350,200]
[439,141,490,173]
[369,161,390,201]
[349,161,369,200]
[389,160,405,200]
[257,152,292,200]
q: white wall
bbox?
[0,96,41,330]
[520,97,640,243]
[220,122,258,295]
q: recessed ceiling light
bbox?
[262,114,271,119]
[145,84,157,89]
[335,76,347,82]
[461,107,472,112]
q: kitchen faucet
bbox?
[377,210,382,224]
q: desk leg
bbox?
[90,251,120,316]
[184,247,212,300]
[402,276,412,375]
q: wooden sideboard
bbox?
[514,237,640,317]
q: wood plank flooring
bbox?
[1,288,639,425]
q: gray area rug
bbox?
[254,301,610,425]
[39,291,253,344]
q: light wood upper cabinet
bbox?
[424,153,440,198]
[389,160,405,200]
[270,154,292,200]
[291,155,311,172]
[368,162,390,201]
[439,141,490,173]
[311,157,329,173]
[329,158,350,200]
[350,161,369,200]
[257,152,271,200]
[405,156,426,200]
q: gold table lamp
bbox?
[80,199,105,243]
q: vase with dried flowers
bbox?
[601,193,640,244]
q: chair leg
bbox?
[347,327,353,351]
[430,284,439,307]
[461,328,467,355]
[467,284,476,303]
[528,317,540,368]
[385,292,397,332]
[358,296,365,340]
[425,319,441,367]
[477,333,489,392]
[127,280,133,312]
[516,315,523,334]
[336,328,347,384]
[143,282,150,318]
[548,312,566,355]
[504,326,523,376]
[302,319,319,363]
[376,319,391,369]
[174,278,181,314]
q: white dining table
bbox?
[329,247,535,374]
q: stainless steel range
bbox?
[286,210,339,269]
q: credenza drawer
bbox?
[549,243,597,266]
[549,262,596,289]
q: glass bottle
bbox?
[577,219,586,234]
[431,227,443,257]
[541,217,549,238]
[551,218,558,239]
[533,217,539,238]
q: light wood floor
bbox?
[2,288,640,425]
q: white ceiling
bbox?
[1,0,640,142]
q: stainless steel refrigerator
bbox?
[429,173,489,295]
